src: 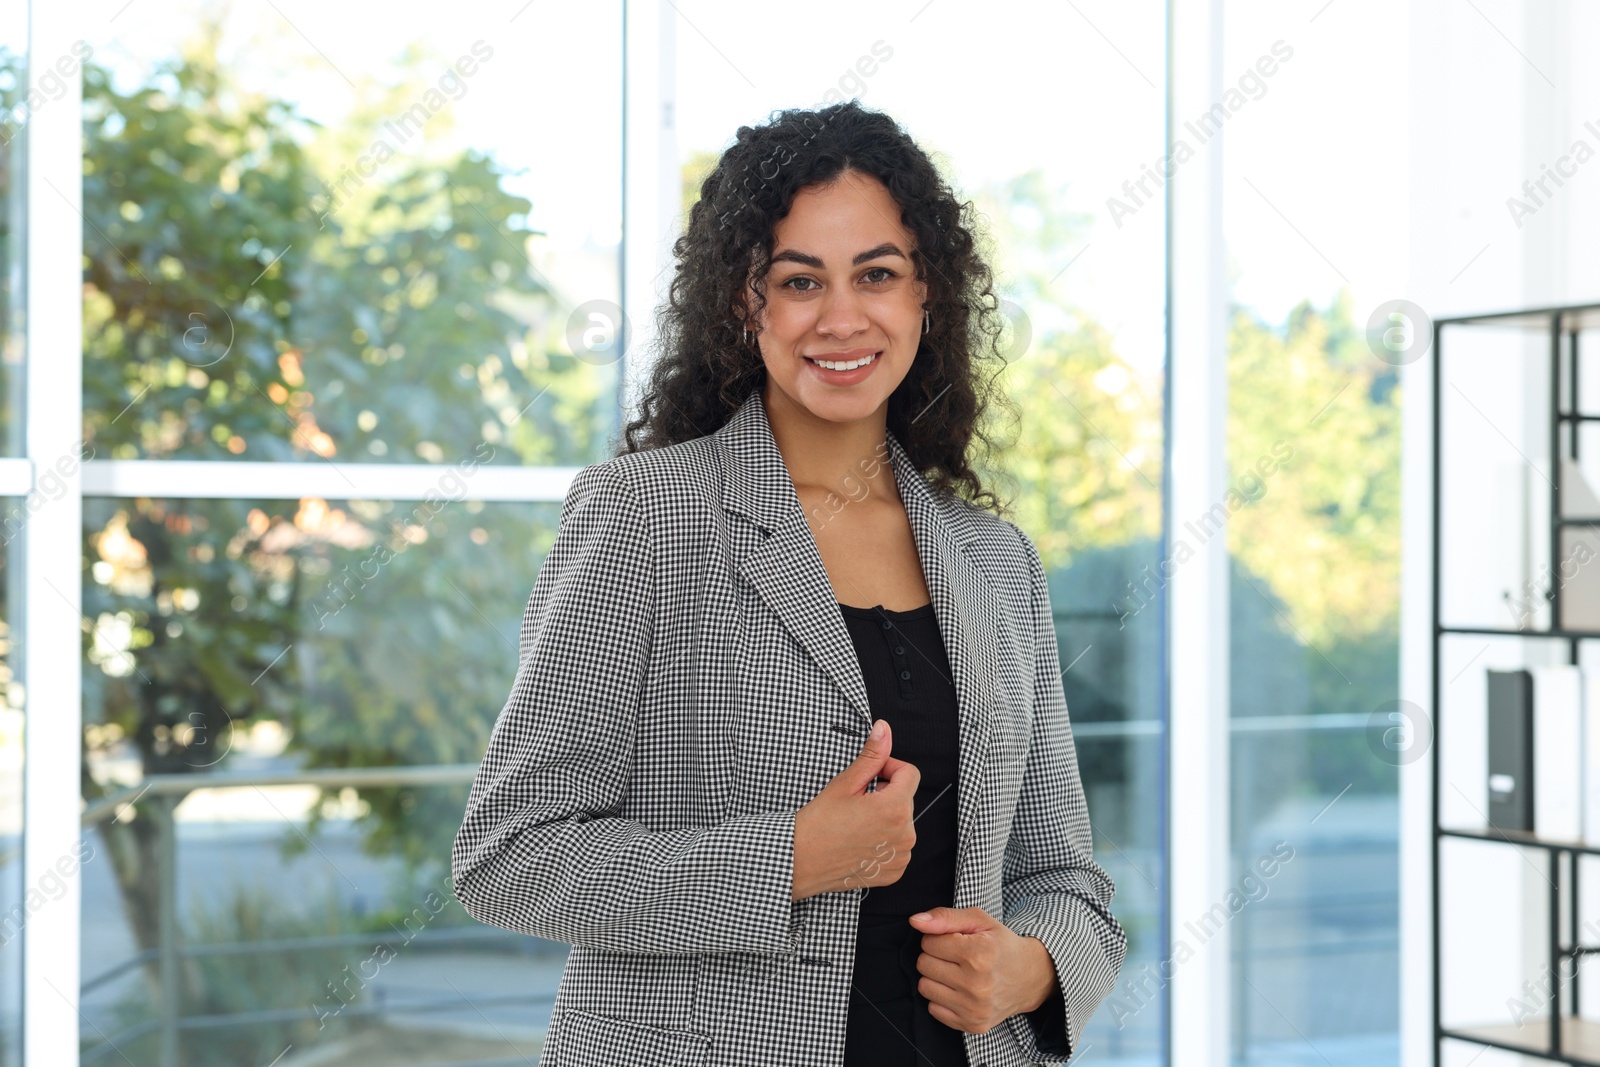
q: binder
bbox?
[1486,668,1533,832]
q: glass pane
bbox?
[0,18,21,458]
[79,496,565,1064]
[0,2,23,1058]
[0,498,18,1067]
[1222,7,1407,1064]
[81,1,624,465]
[672,3,1169,1061]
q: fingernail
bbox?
[911,912,930,921]
[872,719,885,740]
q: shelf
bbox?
[1434,302,1600,1066]
[1440,826,1600,857]
[1437,302,1600,331]
[1439,625,1600,639]
[1444,1019,1600,1064]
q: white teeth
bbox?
[811,353,877,371]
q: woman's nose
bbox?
[815,285,870,337]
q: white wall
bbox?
[1405,3,1600,1065]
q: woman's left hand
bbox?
[907,906,1059,1034]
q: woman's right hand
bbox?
[792,719,920,900]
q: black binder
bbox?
[1486,667,1534,832]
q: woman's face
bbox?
[747,168,927,426]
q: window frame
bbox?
[16,4,1213,1066]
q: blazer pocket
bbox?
[547,1007,711,1066]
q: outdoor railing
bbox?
[79,764,554,1067]
[76,714,1395,1065]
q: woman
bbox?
[451,100,1126,1067]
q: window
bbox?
[6,3,1421,1065]
[75,3,622,1062]
[1220,6,1405,1063]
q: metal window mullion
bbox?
[0,458,31,496]
[21,4,85,1066]
[620,0,675,426]
[1165,0,1230,1064]
[80,459,578,503]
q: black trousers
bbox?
[843,913,971,1067]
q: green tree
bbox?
[975,169,1399,806]
[76,34,592,1060]
[1225,290,1401,798]
[1225,288,1401,651]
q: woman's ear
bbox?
[735,262,769,331]
[907,269,929,309]
[732,287,764,333]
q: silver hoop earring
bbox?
[922,309,930,336]
[742,325,752,347]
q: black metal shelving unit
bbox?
[1434,301,1600,1065]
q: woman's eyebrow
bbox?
[770,243,909,268]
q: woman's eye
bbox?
[781,269,895,292]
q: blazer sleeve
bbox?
[450,461,803,957]
[998,522,1129,1062]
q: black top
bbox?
[835,601,1068,1066]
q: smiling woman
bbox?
[454,99,1127,1067]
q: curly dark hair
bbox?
[618,99,1018,516]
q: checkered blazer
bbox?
[451,390,1126,1066]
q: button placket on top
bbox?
[876,613,916,698]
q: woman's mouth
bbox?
[806,351,878,371]
[802,350,882,384]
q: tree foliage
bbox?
[1225,289,1401,650]
[77,39,586,1042]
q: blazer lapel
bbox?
[716,391,1002,907]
